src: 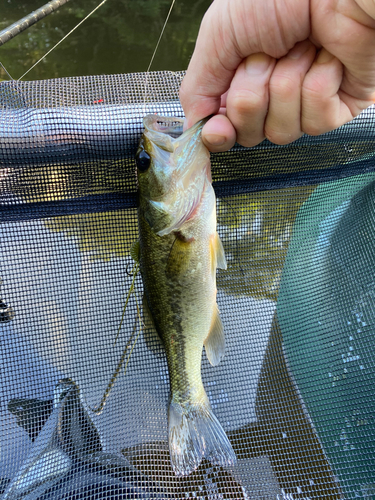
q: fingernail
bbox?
[245,53,273,75]
[316,49,335,64]
[287,41,311,60]
[205,134,227,146]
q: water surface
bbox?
[0,0,210,80]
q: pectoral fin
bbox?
[148,200,174,236]
[204,304,225,366]
[210,232,227,275]
[166,237,192,278]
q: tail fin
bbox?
[168,399,236,476]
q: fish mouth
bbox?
[142,114,210,153]
[144,115,184,140]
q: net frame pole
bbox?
[0,0,71,47]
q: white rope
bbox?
[0,61,14,80]
[146,0,176,75]
[18,0,107,81]
[143,0,176,112]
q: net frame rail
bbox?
[0,74,374,223]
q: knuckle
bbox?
[228,89,268,116]
[265,125,300,145]
[269,73,300,101]
[301,115,333,136]
[302,74,330,101]
[236,134,265,148]
[301,90,342,135]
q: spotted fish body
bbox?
[135,115,236,476]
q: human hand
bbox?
[179,0,375,152]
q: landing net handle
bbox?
[0,0,71,47]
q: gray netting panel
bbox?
[0,72,375,500]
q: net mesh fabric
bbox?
[0,72,375,499]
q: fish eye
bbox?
[136,150,151,172]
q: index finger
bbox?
[179,4,242,128]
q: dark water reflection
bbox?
[0,0,210,80]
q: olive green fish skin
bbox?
[136,115,235,476]
[138,197,215,405]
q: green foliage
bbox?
[45,211,137,262]
[0,0,211,80]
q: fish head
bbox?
[136,114,211,236]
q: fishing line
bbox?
[89,316,140,414]
[89,272,144,414]
[0,62,14,80]
[145,0,176,74]
[114,263,139,347]
[143,0,176,113]
[18,0,108,81]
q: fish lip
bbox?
[143,114,211,142]
[143,114,184,139]
[142,114,211,159]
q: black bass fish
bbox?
[135,114,236,476]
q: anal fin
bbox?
[204,304,225,366]
[215,232,227,270]
[210,232,227,275]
